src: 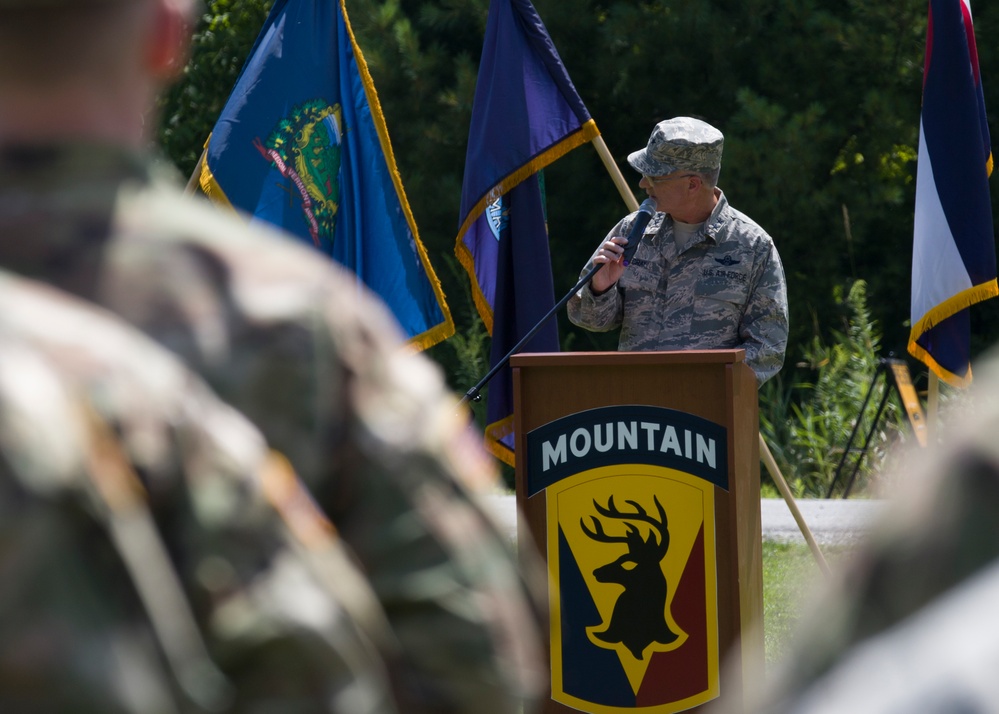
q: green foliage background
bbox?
[158,0,999,492]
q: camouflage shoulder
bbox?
[113,179,548,712]
[114,177,406,343]
[116,176,494,490]
[0,271,400,713]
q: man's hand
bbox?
[590,235,628,294]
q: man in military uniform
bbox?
[0,271,400,713]
[567,117,788,385]
[0,1,545,712]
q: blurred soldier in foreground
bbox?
[0,271,400,713]
[0,0,545,711]
[728,354,999,713]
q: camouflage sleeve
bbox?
[736,356,999,714]
[317,289,547,714]
[738,240,788,386]
[566,216,629,332]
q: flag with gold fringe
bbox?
[909,0,997,386]
[456,0,599,464]
[199,0,453,350]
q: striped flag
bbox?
[456,0,599,464]
[909,0,997,386]
[198,0,453,350]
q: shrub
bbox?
[761,280,911,497]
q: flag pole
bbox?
[592,135,828,571]
[185,147,208,196]
[926,372,940,443]
[592,135,640,212]
[759,437,830,575]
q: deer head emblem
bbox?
[580,495,678,659]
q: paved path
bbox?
[760,497,887,545]
[483,495,888,547]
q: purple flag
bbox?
[456,0,599,463]
[909,0,997,386]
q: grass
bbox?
[763,541,852,665]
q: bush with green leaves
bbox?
[761,280,912,498]
[157,0,275,177]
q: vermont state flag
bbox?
[456,0,599,464]
[199,0,453,350]
[909,0,997,386]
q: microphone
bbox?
[620,198,658,266]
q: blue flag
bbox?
[199,0,453,350]
[909,0,997,386]
[456,0,599,464]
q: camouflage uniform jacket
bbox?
[567,190,788,385]
[723,352,999,713]
[0,271,399,713]
[0,143,545,714]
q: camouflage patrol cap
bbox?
[627,117,724,176]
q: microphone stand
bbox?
[458,262,603,408]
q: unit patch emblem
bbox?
[528,405,725,712]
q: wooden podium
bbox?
[511,350,762,714]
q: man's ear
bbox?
[145,0,193,82]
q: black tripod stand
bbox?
[826,356,928,498]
